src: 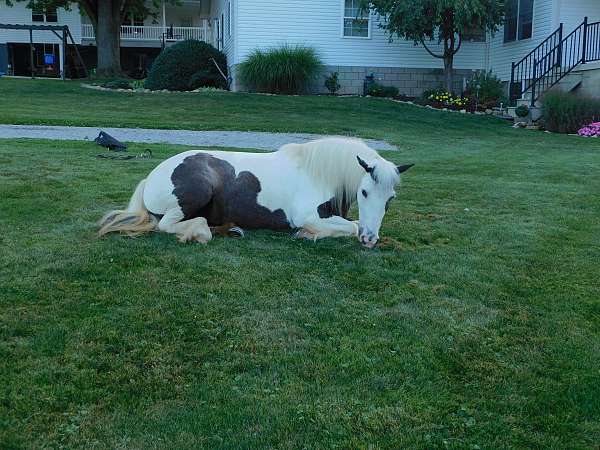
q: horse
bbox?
[98,137,413,248]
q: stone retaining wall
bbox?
[313,66,477,96]
[230,64,477,97]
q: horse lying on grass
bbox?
[98,137,413,248]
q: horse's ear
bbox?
[357,156,373,173]
[397,163,414,174]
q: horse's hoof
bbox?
[227,226,244,238]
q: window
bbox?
[215,18,222,50]
[343,0,370,38]
[228,1,232,37]
[518,0,533,40]
[45,7,58,23]
[123,12,144,27]
[463,25,486,42]
[32,9,44,22]
[504,0,533,42]
[32,7,58,23]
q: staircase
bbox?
[510,17,600,107]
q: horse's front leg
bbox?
[295,216,359,241]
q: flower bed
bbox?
[578,122,600,137]
[423,90,475,112]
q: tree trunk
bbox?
[95,0,123,77]
[443,53,454,93]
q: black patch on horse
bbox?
[171,153,290,230]
[317,191,351,219]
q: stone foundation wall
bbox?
[230,64,477,97]
[313,66,477,97]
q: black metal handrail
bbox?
[510,24,563,102]
[510,17,600,106]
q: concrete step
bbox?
[554,72,584,92]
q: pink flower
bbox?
[578,122,600,137]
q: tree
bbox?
[361,0,505,92]
[5,0,173,77]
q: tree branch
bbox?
[452,33,463,55]
[79,0,97,25]
[419,38,444,59]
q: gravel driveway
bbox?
[0,124,396,151]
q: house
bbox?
[0,1,225,78]
[1,0,599,102]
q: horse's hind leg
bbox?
[158,207,213,244]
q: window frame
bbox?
[123,11,144,27]
[504,0,534,43]
[32,7,58,23]
[462,25,487,42]
[221,12,225,45]
[228,1,232,37]
[341,0,371,40]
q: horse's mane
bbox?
[279,137,399,213]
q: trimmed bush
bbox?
[515,104,529,118]
[239,45,321,95]
[465,70,506,107]
[145,40,227,91]
[543,91,600,134]
[367,83,399,98]
[324,72,341,95]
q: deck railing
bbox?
[81,21,211,44]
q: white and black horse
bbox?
[99,137,413,248]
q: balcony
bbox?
[81,21,213,45]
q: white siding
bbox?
[0,3,82,44]
[559,0,600,32]
[487,0,556,80]
[211,0,237,67]
[235,0,486,70]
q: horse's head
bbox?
[356,156,413,248]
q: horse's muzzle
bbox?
[359,232,378,249]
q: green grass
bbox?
[1,79,600,448]
[0,78,511,147]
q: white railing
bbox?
[81,21,211,43]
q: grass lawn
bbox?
[1,80,600,449]
[0,78,512,147]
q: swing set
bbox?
[0,23,88,79]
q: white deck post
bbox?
[59,42,64,79]
[162,1,166,37]
[203,19,208,42]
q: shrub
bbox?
[324,72,341,95]
[131,79,145,90]
[465,70,506,107]
[101,79,132,90]
[145,40,227,91]
[515,104,530,118]
[367,83,399,98]
[543,91,600,133]
[239,45,321,95]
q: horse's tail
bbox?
[98,179,157,237]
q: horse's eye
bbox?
[361,189,368,198]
